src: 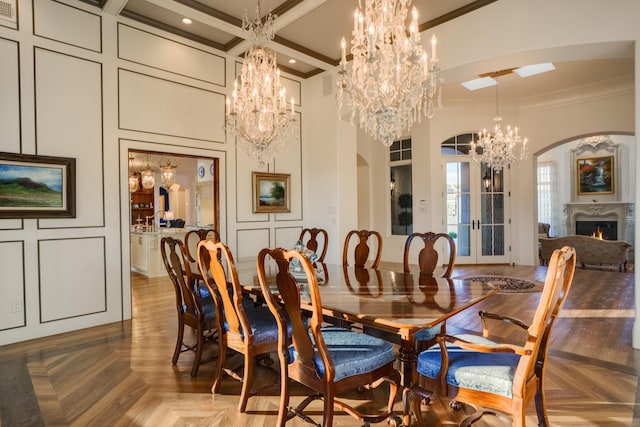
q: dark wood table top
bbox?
[235,261,498,341]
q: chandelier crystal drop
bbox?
[471,82,528,171]
[337,0,442,147]
[225,1,297,167]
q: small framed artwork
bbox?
[577,155,614,195]
[253,172,290,213]
[0,152,76,218]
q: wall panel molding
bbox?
[34,47,104,229]
[117,23,225,87]
[118,68,226,143]
[33,0,102,53]
[38,236,106,323]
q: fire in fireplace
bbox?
[575,220,617,240]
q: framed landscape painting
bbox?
[0,152,76,218]
[577,155,614,195]
[253,172,290,213]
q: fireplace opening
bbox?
[575,220,617,240]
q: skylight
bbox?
[513,62,555,77]
[461,77,496,91]
[461,62,556,91]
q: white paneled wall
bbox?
[33,0,101,52]
[0,241,24,330]
[35,48,103,229]
[0,38,19,151]
[0,0,304,345]
[39,237,106,322]
[118,69,226,143]
[118,24,225,86]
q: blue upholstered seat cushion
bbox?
[223,305,292,344]
[290,326,396,382]
[414,324,442,342]
[417,334,521,398]
[181,302,217,330]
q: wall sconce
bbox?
[390,173,396,195]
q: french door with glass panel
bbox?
[444,160,510,264]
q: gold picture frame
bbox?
[253,172,291,213]
[577,155,614,195]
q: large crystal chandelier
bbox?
[337,0,442,147]
[225,1,296,167]
[471,81,528,171]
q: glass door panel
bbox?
[445,160,510,264]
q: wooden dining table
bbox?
[233,260,499,391]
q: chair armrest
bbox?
[438,334,532,356]
[478,310,529,337]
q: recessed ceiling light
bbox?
[288,59,296,64]
[514,62,555,77]
[461,76,497,91]
[182,18,192,25]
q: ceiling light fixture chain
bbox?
[471,78,528,171]
[225,0,297,167]
[337,0,442,147]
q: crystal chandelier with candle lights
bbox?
[337,0,442,147]
[471,80,528,171]
[225,1,297,167]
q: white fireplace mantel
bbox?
[564,202,635,244]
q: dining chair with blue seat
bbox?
[257,246,401,427]
[405,245,576,427]
[160,236,216,377]
[197,239,282,413]
[404,232,456,352]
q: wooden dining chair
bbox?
[404,232,456,351]
[197,239,280,413]
[405,246,577,427]
[184,228,220,295]
[342,229,383,269]
[160,236,216,377]
[403,232,456,278]
[184,228,220,263]
[257,247,401,427]
[298,227,329,262]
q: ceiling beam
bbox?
[102,0,128,15]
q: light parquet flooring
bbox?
[0,264,638,426]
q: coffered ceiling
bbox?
[86,0,633,101]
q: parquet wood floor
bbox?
[0,264,637,426]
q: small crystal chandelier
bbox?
[160,159,176,187]
[225,1,297,167]
[471,81,528,171]
[337,0,442,147]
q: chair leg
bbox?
[322,388,335,427]
[535,379,549,426]
[211,337,227,394]
[190,324,204,377]
[172,318,185,364]
[238,351,254,412]
[276,356,290,427]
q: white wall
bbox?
[0,0,304,345]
